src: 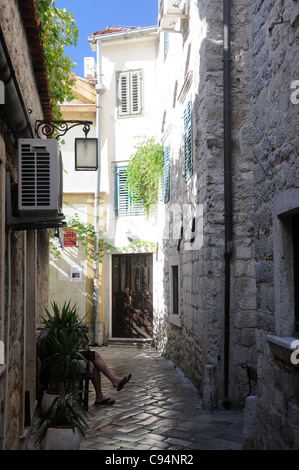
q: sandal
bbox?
[94,397,115,406]
[117,374,132,392]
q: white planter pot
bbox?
[41,391,74,415]
[41,391,58,415]
[40,425,82,450]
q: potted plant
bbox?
[36,301,89,450]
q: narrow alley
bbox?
[28,343,244,451]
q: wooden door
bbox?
[112,253,153,338]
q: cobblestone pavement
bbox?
[79,344,244,451]
[27,343,244,452]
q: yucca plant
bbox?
[36,301,89,443]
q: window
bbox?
[267,193,299,362]
[172,265,179,315]
[184,98,193,181]
[293,213,299,334]
[63,228,77,247]
[114,165,145,216]
[272,189,299,337]
[162,145,170,203]
[169,255,181,327]
[117,70,143,117]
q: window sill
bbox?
[169,314,182,328]
[266,335,299,368]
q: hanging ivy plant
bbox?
[66,215,115,262]
[125,137,164,216]
[49,214,114,262]
[49,214,155,260]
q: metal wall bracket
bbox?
[34,119,93,140]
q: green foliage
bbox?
[125,137,164,216]
[122,240,157,253]
[49,214,156,259]
[49,213,116,261]
[66,214,115,261]
[36,301,89,442]
[36,0,79,119]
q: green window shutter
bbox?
[164,32,169,58]
[162,145,170,203]
[184,99,193,181]
[114,167,118,215]
[115,165,145,216]
[117,166,129,215]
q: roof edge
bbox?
[88,25,158,43]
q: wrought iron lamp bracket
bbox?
[34,120,93,140]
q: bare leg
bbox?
[93,351,129,389]
[92,367,105,402]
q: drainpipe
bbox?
[92,38,103,345]
[223,0,232,409]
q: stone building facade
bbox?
[244,0,299,450]
[0,0,53,450]
[154,0,255,410]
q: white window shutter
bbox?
[130,71,142,115]
[117,70,143,117]
[118,72,130,116]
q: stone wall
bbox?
[246,0,299,449]
[0,1,50,450]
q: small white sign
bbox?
[70,265,82,282]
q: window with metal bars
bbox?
[117,70,143,117]
[114,165,145,216]
[172,265,179,315]
[63,228,77,247]
[184,98,193,181]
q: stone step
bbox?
[106,338,153,349]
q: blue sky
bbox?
[55,0,159,78]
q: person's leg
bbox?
[92,366,105,403]
[93,351,131,389]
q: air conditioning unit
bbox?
[159,0,187,31]
[84,57,97,80]
[18,139,63,215]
